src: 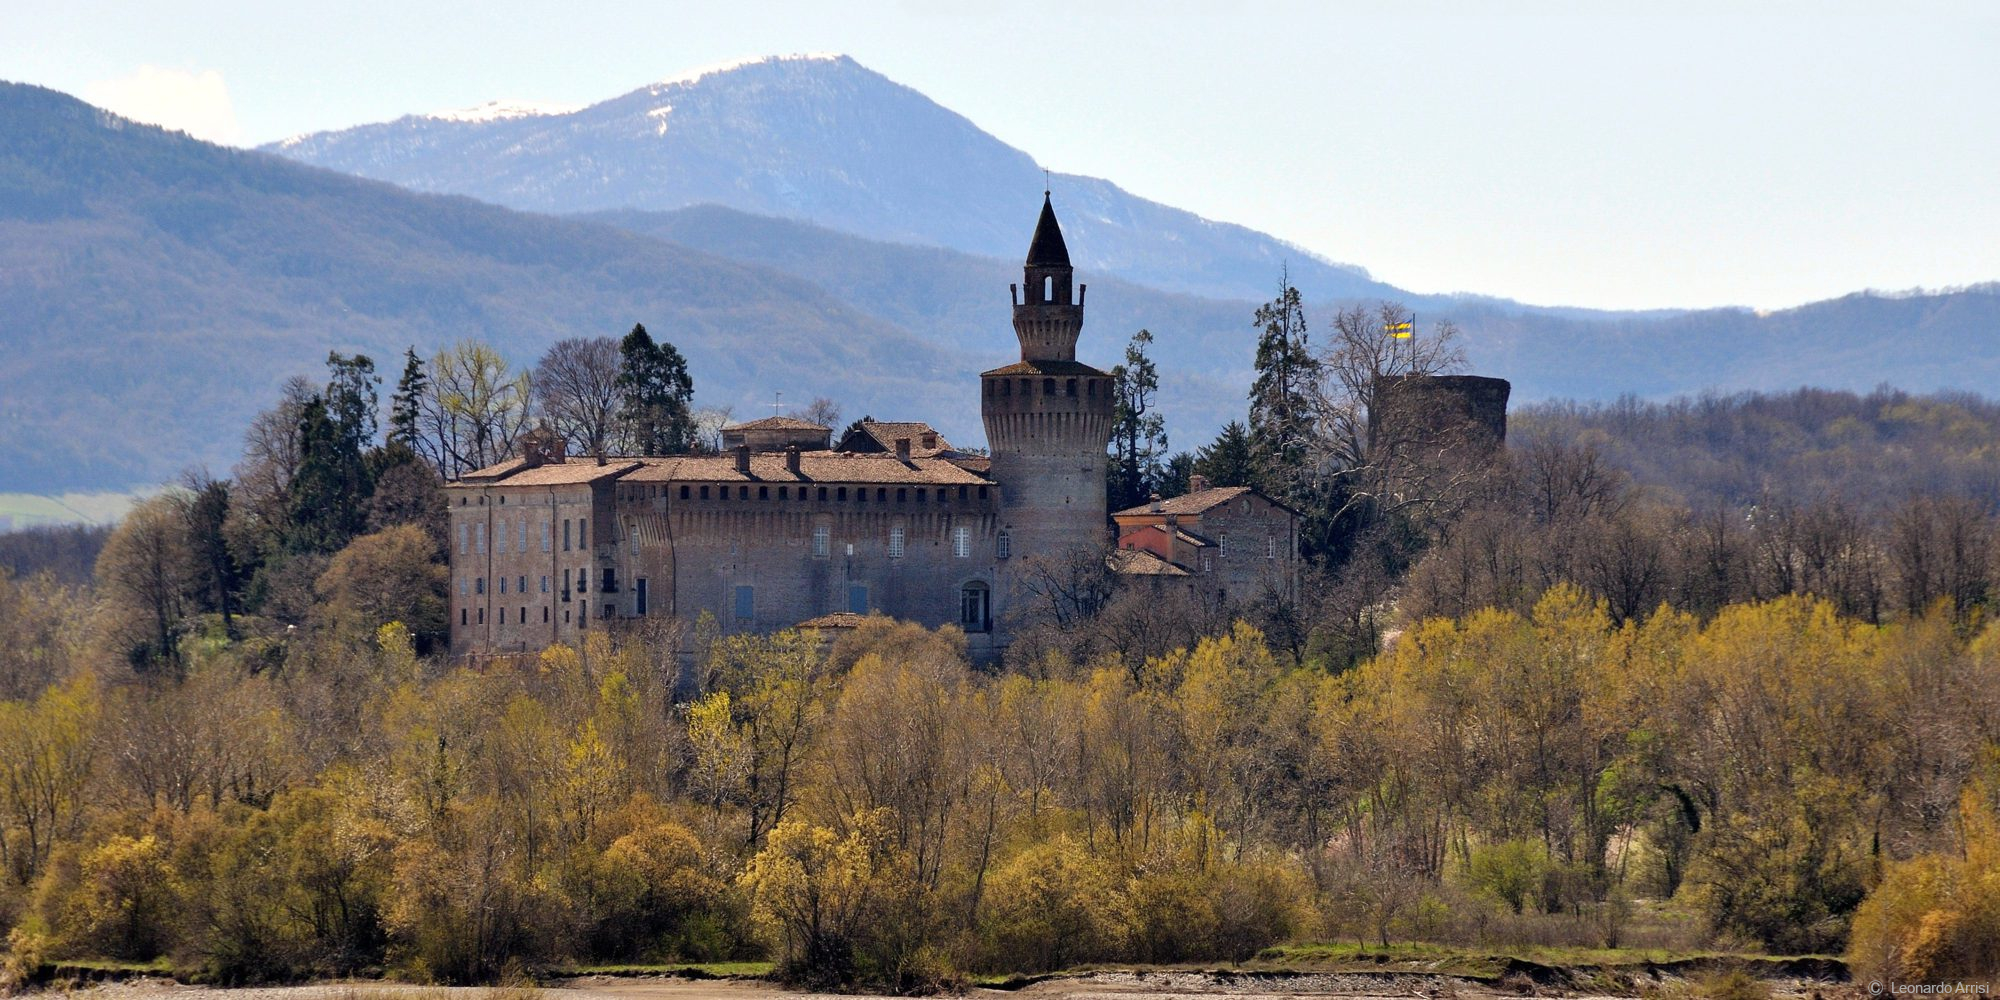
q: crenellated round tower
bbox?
[982,194,1116,562]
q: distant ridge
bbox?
[0,82,967,493]
[263,54,1396,303]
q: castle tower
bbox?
[982,194,1116,563]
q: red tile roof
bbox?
[1112,486,1257,517]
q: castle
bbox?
[446,195,1142,657]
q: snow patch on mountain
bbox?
[427,99,582,123]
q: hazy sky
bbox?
[6,1,1995,311]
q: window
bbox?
[461,608,467,625]
[1067,379,1077,396]
[562,569,570,599]
[954,526,971,558]
[701,486,710,499]
[579,600,587,627]
[458,524,468,554]
[1043,378,1056,395]
[996,531,1011,559]
[1044,275,1053,300]
[579,518,588,548]
[849,584,868,614]
[520,606,526,624]
[636,578,649,616]
[477,607,485,624]
[540,575,548,594]
[496,520,507,553]
[543,606,550,623]
[681,485,690,499]
[518,520,527,552]
[1218,533,1228,558]
[961,582,991,632]
[475,523,485,554]
[542,521,551,552]
[734,585,754,621]
[601,568,616,593]
[1267,535,1277,560]
[577,569,588,594]
[813,525,830,557]
[458,577,468,596]
[499,608,506,624]
[563,519,572,551]
[630,519,640,555]
[475,577,485,595]
[500,577,508,595]
[889,525,905,559]
[519,575,526,593]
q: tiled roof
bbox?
[725,415,829,431]
[451,460,638,487]
[981,359,1109,377]
[620,453,989,486]
[1113,486,1257,518]
[1108,548,1190,577]
[837,420,953,454]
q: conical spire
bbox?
[1025,192,1071,268]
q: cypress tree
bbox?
[389,347,428,450]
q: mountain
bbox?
[585,204,2000,427]
[0,83,969,493]
[263,55,1396,304]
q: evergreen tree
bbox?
[179,473,239,637]
[1248,270,1321,497]
[1193,422,1257,488]
[325,352,381,455]
[286,395,369,554]
[388,347,428,451]
[1108,329,1168,511]
[616,324,696,456]
[1158,452,1196,498]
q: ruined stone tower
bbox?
[982,194,1116,563]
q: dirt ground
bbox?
[32,969,1857,1000]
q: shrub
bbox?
[1463,839,1549,914]
[979,836,1130,973]
[1848,789,2000,981]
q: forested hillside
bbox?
[0,83,964,493]
[1515,387,2000,511]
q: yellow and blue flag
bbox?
[1386,320,1414,339]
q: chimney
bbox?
[1190,474,1210,493]
[1148,493,1163,513]
[733,445,750,475]
[895,437,912,463]
[921,431,938,449]
[785,446,801,475]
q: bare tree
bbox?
[793,397,841,430]
[421,340,535,479]
[533,337,623,460]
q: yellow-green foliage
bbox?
[1848,782,2000,981]
[3,593,2000,988]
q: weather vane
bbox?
[770,390,784,416]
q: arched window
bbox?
[1044,275,1053,301]
[960,582,991,632]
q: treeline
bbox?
[1515,387,2000,512]
[1,599,1996,988]
[56,323,750,671]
